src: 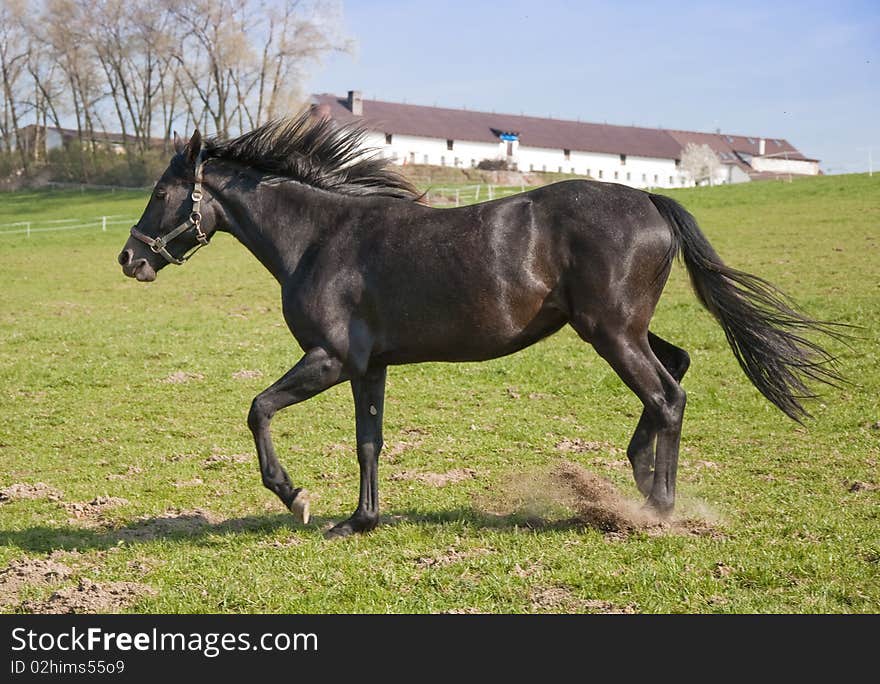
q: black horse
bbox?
[118,113,843,538]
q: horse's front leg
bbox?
[325,366,387,539]
[248,347,348,522]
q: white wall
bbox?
[366,132,501,168]
[751,156,819,175]
[364,130,723,188]
[519,145,686,188]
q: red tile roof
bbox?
[313,94,683,160]
[312,93,817,167]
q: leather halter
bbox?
[130,150,210,265]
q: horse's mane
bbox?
[203,111,422,201]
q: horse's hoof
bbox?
[644,496,674,518]
[289,490,310,524]
[323,514,378,539]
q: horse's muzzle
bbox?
[118,249,157,281]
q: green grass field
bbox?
[0,174,877,613]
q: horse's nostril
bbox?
[118,249,133,266]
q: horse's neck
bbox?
[214,173,330,283]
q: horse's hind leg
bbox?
[584,328,687,514]
[626,332,690,496]
[247,348,348,521]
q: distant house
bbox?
[311,91,820,187]
[12,124,165,157]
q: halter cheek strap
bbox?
[130,150,210,266]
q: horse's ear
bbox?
[173,131,183,154]
[186,129,202,164]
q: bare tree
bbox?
[681,142,721,186]
[170,0,352,137]
[41,0,106,177]
[252,0,353,125]
[0,0,31,170]
[2,0,352,181]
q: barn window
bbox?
[423,154,429,164]
[409,152,415,164]
[653,174,658,183]
[626,172,631,181]
[440,156,446,166]
[447,139,454,151]
[471,159,476,168]
[558,166,563,173]
[454,157,460,167]
[642,173,646,182]
[675,159,681,168]
[385,133,393,144]
[614,171,618,179]
[571,167,575,174]
[620,154,626,165]
[529,163,534,171]
[563,149,571,160]
[598,170,603,179]
[669,176,674,184]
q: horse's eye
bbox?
[155,189,166,199]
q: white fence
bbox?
[425,183,530,207]
[0,215,137,238]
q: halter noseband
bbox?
[130,150,210,266]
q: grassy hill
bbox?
[0,173,877,613]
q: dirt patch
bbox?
[390,468,478,487]
[64,496,130,525]
[21,578,155,614]
[203,452,251,468]
[0,558,73,609]
[172,477,204,488]
[0,482,63,503]
[552,461,655,532]
[116,508,223,542]
[232,369,263,380]
[384,428,428,461]
[484,460,723,537]
[555,437,620,454]
[161,371,204,384]
[529,585,637,614]
[442,607,488,614]
[415,546,493,569]
[106,465,143,481]
[846,480,878,493]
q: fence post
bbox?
[455,189,460,207]
[26,222,31,238]
[488,185,494,200]
[475,185,481,202]
[102,216,107,232]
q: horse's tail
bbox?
[648,192,846,421]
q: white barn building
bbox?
[311,91,820,188]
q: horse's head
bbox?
[118,130,216,281]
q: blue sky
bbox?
[306,0,880,173]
